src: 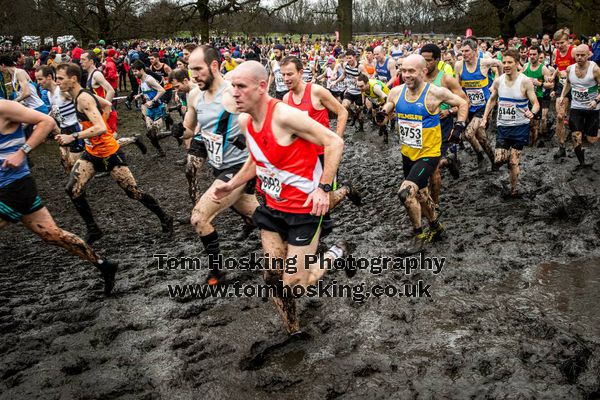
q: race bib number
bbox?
[572,87,591,103]
[201,130,223,167]
[397,119,423,149]
[256,166,282,199]
[498,102,517,122]
[467,88,486,106]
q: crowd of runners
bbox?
[1,29,600,334]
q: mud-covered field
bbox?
[1,104,600,399]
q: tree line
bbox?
[1,0,598,46]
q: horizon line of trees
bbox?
[1,0,598,47]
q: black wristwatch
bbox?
[72,132,80,140]
[318,183,332,192]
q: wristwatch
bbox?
[318,183,332,192]
[72,132,80,139]
[20,143,32,154]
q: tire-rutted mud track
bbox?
[1,108,600,399]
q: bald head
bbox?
[575,44,590,54]
[404,54,427,70]
[400,54,427,90]
[574,44,591,64]
[233,60,268,83]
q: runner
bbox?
[131,60,170,157]
[455,38,503,170]
[34,65,85,173]
[380,54,468,254]
[81,52,117,133]
[0,99,117,295]
[559,44,600,167]
[373,45,398,89]
[359,47,377,79]
[55,63,173,244]
[551,28,576,159]
[267,44,289,100]
[0,54,48,115]
[211,61,351,335]
[390,38,404,61]
[522,46,553,146]
[149,52,174,128]
[169,68,205,205]
[220,52,243,74]
[280,55,361,207]
[300,53,315,83]
[356,73,390,142]
[421,44,466,207]
[171,46,259,285]
[481,49,539,197]
[333,49,364,131]
[329,57,346,102]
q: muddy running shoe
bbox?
[175,158,186,166]
[446,154,460,179]
[96,171,110,178]
[206,269,227,286]
[402,231,429,255]
[161,215,174,237]
[124,99,132,110]
[427,222,445,242]
[133,134,147,154]
[344,183,362,207]
[553,146,566,159]
[86,224,103,245]
[97,259,118,296]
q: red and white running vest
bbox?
[287,83,329,156]
[246,99,323,214]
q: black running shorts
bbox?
[252,205,333,246]
[0,175,44,223]
[81,149,128,172]
[569,109,599,137]
[343,92,363,106]
[213,163,256,195]
[402,155,440,190]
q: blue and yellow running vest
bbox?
[396,83,442,161]
[460,56,490,113]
